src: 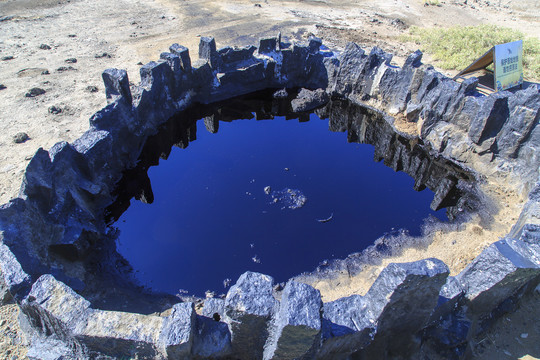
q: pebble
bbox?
[57,66,76,72]
[41,70,50,75]
[86,85,98,93]
[13,132,29,144]
[25,87,46,97]
[95,52,112,59]
[65,58,77,64]
[39,44,51,50]
[48,105,62,115]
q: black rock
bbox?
[94,53,112,59]
[308,37,322,54]
[39,44,51,50]
[0,270,12,305]
[2,56,14,61]
[160,52,182,73]
[273,88,288,99]
[218,45,256,65]
[48,106,62,115]
[291,88,329,112]
[202,298,225,319]
[519,224,540,244]
[359,258,449,358]
[199,36,221,71]
[495,85,540,158]
[102,68,132,105]
[0,84,6,90]
[169,43,192,71]
[203,115,219,134]
[193,315,232,358]
[25,88,46,97]
[13,132,30,143]
[225,272,278,359]
[468,91,510,144]
[158,302,196,358]
[65,58,77,64]
[263,280,322,359]
[56,66,76,72]
[456,238,540,316]
[258,36,278,55]
[86,85,98,93]
[41,70,50,75]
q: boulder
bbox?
[308,37,322,54]
[218,45,256,65]
[158,302,196,358]
[203,115,219,134]
[135,60,177,129]
[430,176,458,211]
[81,309,164,358]
[169,43,192,71]
[496,96,539,158]
[519,224,540,244]
[258,36,278,55]
[468,91,510,144]
[160,52,182,73]
[456,237,540,315]
[199,36,222,71]
[102,68,132,105]
[359,258,449,358]
[319,294,372,359]
[203,297,225,319]
[22,275,91,335]
[263,281,322,359]
[291,88,329,112]
[193,315,232,358]
[225,271,278,359]
[0,241,30,299]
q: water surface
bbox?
[114,101,445,296]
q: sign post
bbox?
[453,40,524,93]
[494,40,523,91]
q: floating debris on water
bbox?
[250,243,255,248]
[267,187,307,209]
[264,186,271,195]
[223,278,232,288]
[317,212,334,223]
[252,255,261,264]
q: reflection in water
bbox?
[107,89,476,296]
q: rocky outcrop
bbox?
[0,34,539,359]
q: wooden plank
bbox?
[453,47,494,80]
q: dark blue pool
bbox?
[112,95,447,297]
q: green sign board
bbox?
[494,40,523,91]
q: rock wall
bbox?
[0,34,539,359]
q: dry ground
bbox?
[0,0,539,358]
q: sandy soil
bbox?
[0,0,539,358]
